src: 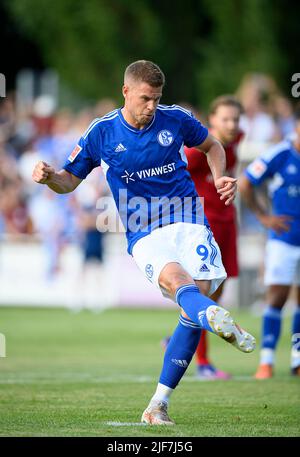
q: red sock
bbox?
[195,330,210,366]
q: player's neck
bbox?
[121,107,149,130]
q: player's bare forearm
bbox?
[206,142,227,182]
[195,135,236,205]
[196,134,226,181]
[32,161,82,194]
[46,170,82,194]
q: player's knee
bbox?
[159,272,193,297]
[268,293,288,309]
[269,302,285,310]
[267,286,290,309]
[268,298,286,310]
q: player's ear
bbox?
[122,84,128,99]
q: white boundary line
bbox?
[106,422,147,427]
[0,374,254,384]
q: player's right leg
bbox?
[159,262,256,356]
[194,217,239,380]
[195,283,231,380]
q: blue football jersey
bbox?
[244,140,300,246]
[63,105,210,253]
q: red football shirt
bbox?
[185,131,243,222]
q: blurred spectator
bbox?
[29,188,78,279]
[71,108,95,138]
[72,168,110,310]
[32,94,56,138]
[0,94,16,144]
[273,95,296,139]
[94,98,117,118]
[17,140,41,198]
[237,73,280,143]
[0,176,33,235]
[10,96,115,282]
[0,125,33,235]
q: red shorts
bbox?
[207,218,238,278]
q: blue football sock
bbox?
[159,318,201,389]
[261,306,282,350]
[175,284,216,332]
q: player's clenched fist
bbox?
[32,161,55,184]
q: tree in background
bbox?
[4,0,299,110]
[194,0,282,107]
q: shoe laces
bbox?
[150,401,170,420]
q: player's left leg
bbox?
[142,265,200,425]
[142,310,202,425]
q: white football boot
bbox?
[206,305,256,353]
[141,400,175,425]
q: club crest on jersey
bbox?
[68,144,82,162]
[157,130,174,147]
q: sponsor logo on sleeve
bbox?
[247,159,267,179]
[68,144,82,162]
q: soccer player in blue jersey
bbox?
[32,60,256,425]
[239,106,300,379]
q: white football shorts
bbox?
[264,239,300,286]
[132,222,227,300]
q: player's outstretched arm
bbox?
[195,133,237,206]
[32,161,82,194]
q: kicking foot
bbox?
[206,305,256,353]
[141,400,175,425]
[255,363,273,379]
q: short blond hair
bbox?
[124,60,165,88]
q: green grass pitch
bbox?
[0,306,299,437]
